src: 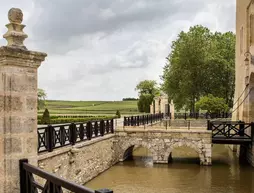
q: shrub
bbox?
[37,115,118,124]
[116,110,121,118]
[41,109,50,124]
[195,94,229,114]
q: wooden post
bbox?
[95,189,113,193]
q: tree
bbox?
[116,110,121,118]
[162,25,235,112]
[135,80,160,113]
[195,94,229,114]
[137,94,154,113]
[41,108,50,124]
[38,88,47,110]
[135,80,159,96]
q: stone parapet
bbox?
[38,135,117,185]
[114,129,212,166]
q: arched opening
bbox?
[122,145,154,166]
[167,145,200,165]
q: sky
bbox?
[0,0,236,101]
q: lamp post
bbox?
[244,51,252,66]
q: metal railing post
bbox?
[207,120,211,131]
[19,159,28,193]
[70,123,77,145]
[123,117,126,126]
[239,121,245,137]
[100,120,105,136]
[251,122,254,142]
[46,125,54,152]
[86,121,92,140]
[131,116,134,126]
[110,119,114,133]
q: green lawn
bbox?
[38,100,142,116]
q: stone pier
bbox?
[0,8,46,193]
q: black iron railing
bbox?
[207,120,254,144]
[123,113,164,126]
[20,159,113,193]
[174,112,231,120]
[38,119,114,153]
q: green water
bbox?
[86,145,254,193]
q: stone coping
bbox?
[115,128,211,134]
[38,134,115,161]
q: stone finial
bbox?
[3,8,28,49]
[8,8,23,24]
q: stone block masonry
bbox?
[113,128,212,166]
[0,8,47,193]
[36,128,212,187]
[38,135,118,185]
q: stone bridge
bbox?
[114,128,212,166]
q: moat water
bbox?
[86,145,254,193]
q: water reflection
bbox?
[86,145,254,193]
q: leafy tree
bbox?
[122,98,138,101]
[116,110,121,118]
[162,25,235,112]
[38,88,47,110]
[135,80,160,113]
[135,80,159,96]
[195,94,229,114]
[41,108,50,124]
[137,94,154,113]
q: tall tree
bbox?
[162,25,235,112]
[135,80,159,113]
[38,88,47,110]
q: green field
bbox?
[38,100,142,116]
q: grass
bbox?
[38,100,142,116]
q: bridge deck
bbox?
[212,135,252,144]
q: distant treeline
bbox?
[122,98,138,101]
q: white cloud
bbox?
[0,0,236,100]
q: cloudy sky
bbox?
[0,0,236,101]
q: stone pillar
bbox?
[154,97,159,114]
[170,100,175,119]
[160,96,168,115]
[0,8,47,193]
[150,104,153,114]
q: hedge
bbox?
[37,115,93,120]
[37,115,118,125]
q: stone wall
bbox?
[36,128,212,187]
[113,128,212,165]
[233,0,254,167]
[38,134,118,185]
[167,119,207,128]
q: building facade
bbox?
[233,0,254,165]
[150,93,175,119]
[233,0,254,123]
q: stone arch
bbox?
[119,140,157,163]
[164,141,205,165]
